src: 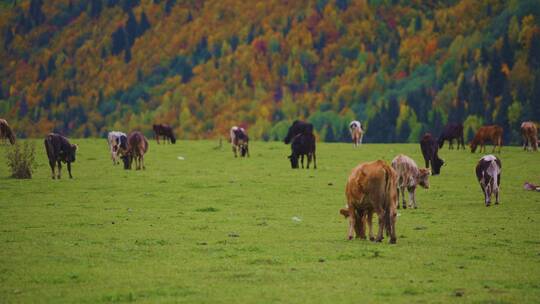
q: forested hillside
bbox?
[1,0,539,143]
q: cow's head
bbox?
[417,168,431,189]
[470,141,478,153]
[121,153,132,170]
[432,157,444,175]
[68,144,78,162]
[288,154,299,169]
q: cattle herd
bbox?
[0,117,538,244]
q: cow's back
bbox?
[391,154,419,187]
[347,160,395,209]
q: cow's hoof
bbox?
[402,205,407,209]
[51,176,55,180]
[397,205,400,209]
[348,236,353,240]
[390,238,397,244]
[375,239,383,243]
[485,204,491,207]
[414,206,418,209]
[369,237,375,241]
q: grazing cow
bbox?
[121,131,148,170]
[438,123,465,149]
[152,124,176,144]
[521,121,538,151]
[470,125,503,153]
[391,154,430,209]
[230,126,250,158]
[44,133,77,179]
[475,155,501,207]
[349,120,364,147]
[284,120,314,144]
[420,133,444,175]
[340,160,398,243]
[107,131,127,165]
[289,132,316,169]
[0,118,16,145]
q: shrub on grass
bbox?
[5,142,37,179]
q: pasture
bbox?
[1,139,539,303]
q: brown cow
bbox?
[470,125,503,153]
[121,131,148,170]
[521,121,538,151]
[0,118,16,145]
[391,154,430,209]
[340,160,398,243]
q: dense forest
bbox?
[0,0,539,143]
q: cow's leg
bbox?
[313,152,317,169]
[232,145,237,157]
[495,173,501,205]
[389,209,397,244]
[306,154,311,169]
[375,209,385,242]
[460,135,465,150]
[449,138,453,150]
[49,160,56,179]
[347,205,356,240]
[481,182,490,207]
[408,186,417,208]
[142,155,145,170]
[57,161,62,179]
[353,209,366,239]
[400,186,407,209]
[67,162,73,179]
[301,155,304,169]
[367,211,374,241]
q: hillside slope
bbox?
[0,0,539,142]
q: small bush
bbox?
[5,142,37,179]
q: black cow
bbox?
[44,133,77,179]
[475,155,501,207]
[420,133,444,175]
[438,123,464,149]
[289,133,317,169]
[153,124,176,144]
[284,120,314,144]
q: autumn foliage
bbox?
[0,0,539,143]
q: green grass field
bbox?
[1,139,539,303]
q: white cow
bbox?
[230,126,249,158]
[475,155,502,207]
[349,120,364,147]
[107,131,127,165]
[391,154,430,209]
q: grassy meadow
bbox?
[0,139,539,303]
